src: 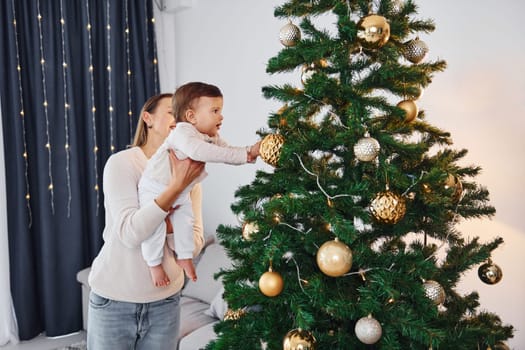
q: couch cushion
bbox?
[178,321,218,350]
[179,296,217,340]
[182,243,231,304]
[204,286,228,320]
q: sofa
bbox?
[76,236,231,350]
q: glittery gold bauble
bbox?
[370,190,406,224]
[353,135,380,162]
[316,238,353,277]
[260,134,285,167]
[478,261,503,285]
[403,37,429,64]
[355,315,382,345]
[242,221,259,240]
[423,280,446,305]
[444,174,463,202]
[397,99,418,122]
[283,328,317,350]
[356,15,390,49]
[279,21,301,47]
[259,267,284,297]
[224,308,246,321]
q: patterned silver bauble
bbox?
[403,37,429,64]
[279,21,301,47]
[423,280,446,305]
[353,135,380,162]
[355,315,382,345]
[478,260,503,285]
[391,0,404,15]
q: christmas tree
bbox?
[207,0,514,349]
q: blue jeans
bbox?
[87,291,181,350]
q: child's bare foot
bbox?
[176,258,197,282]
[149,264,170,287]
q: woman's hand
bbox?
[154,150,205,211]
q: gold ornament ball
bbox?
[478,261,503,285]
[260,134,285,167]
[259,268,284,297]
[316,238,353,277]
[370,190,406,224]
[283,328,317,350]
[353,136,380,162]
[397,99,419,122]
[280,21,301,47]
[423,280,446,305]
[242,221,259,240]
[356,15,390,49]
[444,174,463,202]
[493,342,511,350]
[355,315,383,345]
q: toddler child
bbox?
[138,82,260,286]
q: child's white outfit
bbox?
[138,122,251,266]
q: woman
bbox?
[87,93,205,349]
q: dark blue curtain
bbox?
[0,0,159,339]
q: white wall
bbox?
[155,1,525,347]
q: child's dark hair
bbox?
[172,82,223,123]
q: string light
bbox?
[85,0,100,214]
[37,0,55,214]
[11,0,33,227]
[105,0,115,152]
[60,0,72,217]
[124,1,133,142]
[146,2,160,94]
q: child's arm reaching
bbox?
[169,123,260,165]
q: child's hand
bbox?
[247,141,261,163]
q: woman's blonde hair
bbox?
[172,82,222,123]
[131,93,173,147]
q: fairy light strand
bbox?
[124,1,133,143]
[60,0,72,217]
[11,0,33,227]
[105,0,115,153]
[147,2,159,94]
[294,152,353,201]
[37,0,55,214]
[85,0,100,214]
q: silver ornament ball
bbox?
[423,280,446,305]
[280,21,301,47]
[355,315,382,345]
[354,136,380,162]
[403,37,429,64]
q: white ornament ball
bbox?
[355,315,382,344]
[316,238,353,277]
[353,136,380,162]
[423,280,446,305]
[279,21,301,47]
